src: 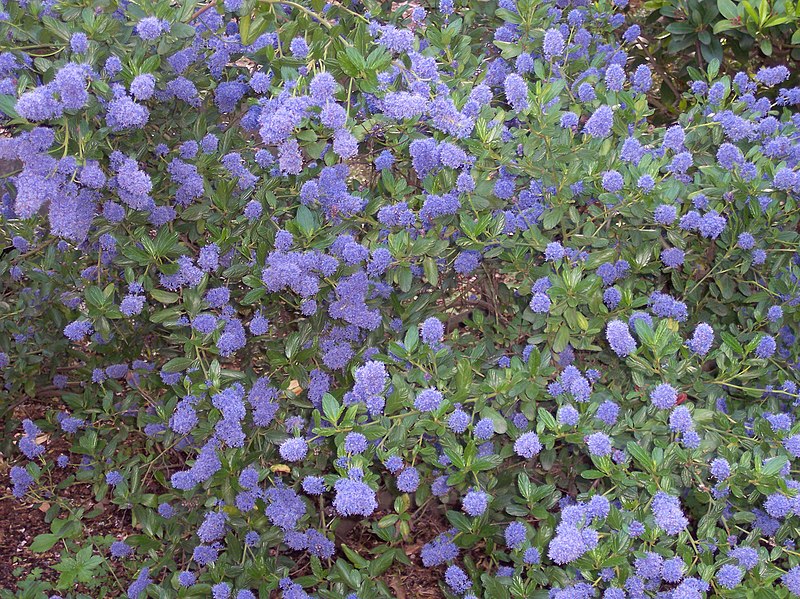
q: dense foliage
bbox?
[633,0,800,107]
[2,0,800,598]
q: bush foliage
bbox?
[631,0,800,109]
[2,0,800,598]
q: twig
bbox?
[637,37,681,104]
[190,3,216,22]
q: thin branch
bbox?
[190,3,216,22]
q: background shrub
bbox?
[1,0,800,598]
[631,0,800,110]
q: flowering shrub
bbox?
[2,0,800,597]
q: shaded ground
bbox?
[0,481,448,597]
[1,393,448,598]
[0,465,133,590]
[342,502,449,599]
[0,396,135,592]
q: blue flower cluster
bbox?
[2,0,800,596]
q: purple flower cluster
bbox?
[7,1,800,596]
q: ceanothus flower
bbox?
[445,565,472,594]
[302,476,326,495]
[505,521,526,549]
[730,547,759,571]
[755,335,776,359]
[396,467,420,493]
[606,320,636,357]
[542,28,565,58]
[289,37,309,57]
[654,204,677,225]
[279,438,308,462]
[784,566,800,596]
[560,112,579,128]
[544,241,565,262]
[710,457,731,480]
[602,170,624,192]
[756,65,790,86]
[333,473,377,517]
[514,432,542,458]
[584,105,614,138]
[585,432,612,456]
[529,292,551,313]
[127,567,152,598]
[603,287,621,309]
[110,540,132,558]
[661,247,685,268]
[344,432,368,454]
[462,489,489,516]
[558,405,580,426]
[504,74,528,112]
[474,418,494,439]
[419,530,459,567]
[717,564,744,589]
[687,323,714,356]
[448,406,470,433]
[604,64,626,91]
[650,383,678,409]
[414,388,443,412]
[420,317,444,347]
[767,305,783,322]
[651,491,688,535]
[136,17,166,40]
[596,401,619,426]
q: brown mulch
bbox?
[342,500,449,599]
[2,449,451,598]
[0,399,137,592]
[0,484,60,586]
[2,390,456,598]
[0,466,136,591]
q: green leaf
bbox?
[340,544,370,569]
[150,289,179,304]
[762,457,788,477]
[495,8,522,24]
[171,22,197,38]
[456,358,473,390]
[368,551,395,577]
[397,267,412,293]
[481,574,511,599]
[717,0,739,19]
[295,205,316,237]
[553,325,570,353]
[537,406,558,432]
[377,514,399,528]
[0,95,18,119]
[626,441,654,472]
[721,331,744,355]
[480,406,507,435]
[518,473,533,500]
[162,357,195,373]
[84,286,106,309]
[666,22,695,34]
[29,533,60,553]
[742,1,759,24]
[445,509,473,532]
[150,307,183,324]
[712,19,737,33]
[708,58,720,79]
[423,256,438,287]
[322,393,342,425]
